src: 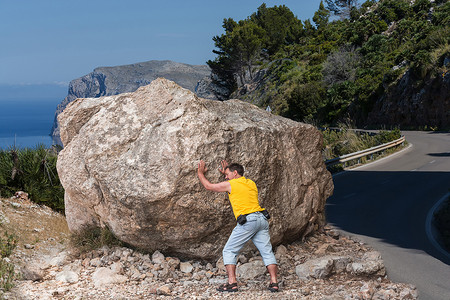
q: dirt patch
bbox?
[0,196,69,258]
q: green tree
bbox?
[325,0,360,18]
[251,4,303,55]
[207,4,303,97]
[229,21,266,84]
[313,1,331,30]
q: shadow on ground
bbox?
[326,170,450,265]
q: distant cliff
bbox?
[51,60,224,139]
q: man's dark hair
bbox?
[227,163,244,176]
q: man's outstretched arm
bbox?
[197,160,231,193]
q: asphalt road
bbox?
[326,131,450,300]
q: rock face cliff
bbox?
[56,78,333,260]
[366,69,450,129]
[51,60,221,140]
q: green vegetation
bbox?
[208,0,449,128]
[70,226,125,254]
[434,196,450,252]
[0,145,64,213]
[322,127,401,159]
[0,231,18,295]
[0,232,16,259]
[322,127,403,172]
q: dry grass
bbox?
[0,197,69,253]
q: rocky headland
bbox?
[50,60,223,140]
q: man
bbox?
[197,160,279,293]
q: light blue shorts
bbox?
[222,211,278,266]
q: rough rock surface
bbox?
[366,65,449,129]
[51,60,215,140]
[56,78,333,260]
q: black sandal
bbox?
[217,282,238,292]
[268,282,279,292]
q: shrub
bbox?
[0,231,18,294]
[322,127,402,160]
[0,145,64,213]
[0,259,16,294]
[70,226,125,254]
[0,232,17,258]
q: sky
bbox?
[0,0,324,86]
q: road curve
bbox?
[326,131,450,300]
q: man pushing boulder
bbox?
[197,160,279,293]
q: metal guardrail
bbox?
[325,136,406,168]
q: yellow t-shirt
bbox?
[228,176,264,219]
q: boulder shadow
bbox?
[428,152,450,157]
[325,170,450,265]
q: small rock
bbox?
[48,251,68,267]
[360,282,376,300]
[215,257,226,273]
[192,271,203,281]
[237,260,266,280]
[183,280,196,287]
[152,250,165,264]
[328,229,340,239]
[55,270,79,283]
[347,259,385,276]
[10,202,21,208]
[209,278,227,285]
[314,243,335,255]
[237,254,248,264]
[92,267,128,287]
[21,264,44,281]
[332,256,352,273]
[81,257,90,268]
[90,257,101,267]
[157,284,173,295]
[180,262,193,273]
[275,244,288,258]
[399,285,419,299]
[110,262,124,274]
[14,191,29,200]
[296,257,334,280]
[24,244,34,249]
[363,251,382,261]
[167,257,180,269]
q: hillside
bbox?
[207,0,449,129]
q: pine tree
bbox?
[325,0,359,18]
[313,1,331,30]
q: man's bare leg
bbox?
[225,264,237,284]
[267,264,278,289]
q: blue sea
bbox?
[0,84,67,149]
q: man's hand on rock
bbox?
[218,160,228,175]
[198,160,208,175]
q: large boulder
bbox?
[57,78,333,260]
